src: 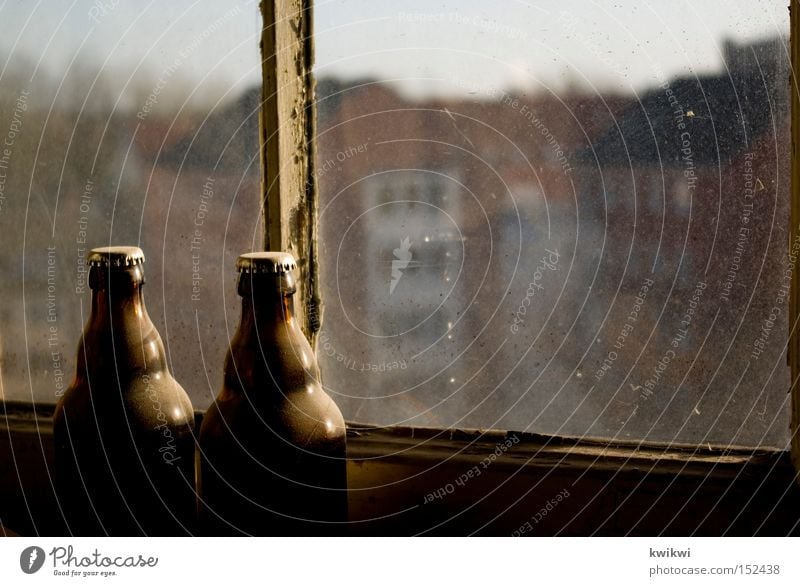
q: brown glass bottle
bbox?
[53,246,196,536]
[199,252,347,535]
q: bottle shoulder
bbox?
[54,370,194,430]
[223,326,321,393]
[201,380,345,448]
[202,315,344,447]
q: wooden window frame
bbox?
[259,0,322,344]
[273,0,800,475]
[256,0,800,533]
[790,0,800,477]
[1,0,800,536]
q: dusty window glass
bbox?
[313,1,791,448]
[0,1,262,406]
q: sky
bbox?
[0,0,790,102]
[0,0,262,109]
[314,0,789,96]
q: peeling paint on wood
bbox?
[260,0,321,346]
[791,0,800,480]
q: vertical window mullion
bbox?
[790,0,800,477]
[259,0,320,345]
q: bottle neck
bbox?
[79,265,167,379]
[236,271,298,332]
[226,273,317,397]
[91,282,146,323]
[89,265,148,323]
[238,278,299,337]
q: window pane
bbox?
[314,1,791,448]
[0,1,262,406]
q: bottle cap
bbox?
[87,246,146,268]
[236,252,297,274]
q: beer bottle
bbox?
[199,252,347,535]
[53,246,196,535]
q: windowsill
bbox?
[2,400,798,535]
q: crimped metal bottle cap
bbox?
[87,246,145,268]
[236,252,297,274]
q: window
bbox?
[0,1,262,408]
[1,0,799,538]
[313,1,792,449]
